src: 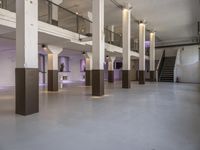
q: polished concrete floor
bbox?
[0,81,200,150]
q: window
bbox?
[58,56,70,72]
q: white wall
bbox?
[67,55,85,81]
[0,50,16,86]
[0,51,86,86]
[175,45,200,83]
[179,46,199,65]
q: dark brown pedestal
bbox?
[150,71,155,82]
[48,70,58,91]
[139,70,145,84]
[51,19,58,26]
[92,70,104,96]
[15,68,39,116]
[85,70,92,86]
[108,70,114,83]
[122,70,131,88]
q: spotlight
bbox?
[42,44,47,50]
[82,51,86,56]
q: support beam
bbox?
[150,32,156,81]
[85,52,92,86]
[122,6,131,88]
[47,45,63,91]
[16,0,39,115]
[139,22,146,84]
[92,0,105,96]
[108,56,115,83]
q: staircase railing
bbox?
[156,50,165,82]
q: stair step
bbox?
[159,56,176,83]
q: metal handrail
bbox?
[156,50,165,81]
[1,0,138,49]
[47,0,92,23]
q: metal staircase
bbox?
[159,57,176,82]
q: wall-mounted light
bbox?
[42,44,47,51]
[82,51,86,56]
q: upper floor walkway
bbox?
[0,0,149,59]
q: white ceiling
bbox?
[2,0,200,45]
[58,0,200,43]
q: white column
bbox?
[122,5,131,88]
[85,52,93,71]
[150,32,155,71]
[108,56,115,83]
[92,0,105,70]
[150,32,156,81]
[16,0,39,115]
[85,52,93,86]
[47,46,63,71]
[108,56,115,71]
[47,45,63,91]
[92,0,105,96]
[139,22,146,84]
[16,0,38,68]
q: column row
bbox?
[15,0,156,116]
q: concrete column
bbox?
[85,52,92,86]
[122,5,131,88]
[92,0,105,96]
[108,56,115,83]
[139,22,146,84]
[150,32,156,81]
[16,0,39,115]
[50,0,63,25]
[47,45,63,91]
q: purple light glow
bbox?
[145,41,150,48]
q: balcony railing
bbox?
[0,0,15,12]
[0,0,139,51]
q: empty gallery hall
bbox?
[0,0,200,150]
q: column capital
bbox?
[85,52,92,59]
[108,56,116,62]
[123,3,132,10]
[47,45,63,54]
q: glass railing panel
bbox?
[57,6,78,33]
[78,17,92,36]
[38,0,49,23]
[105,28,111,44]
[105,28,122,47]
[0,0,15,12]
[1,0,124,48]
[113,33,122,47]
